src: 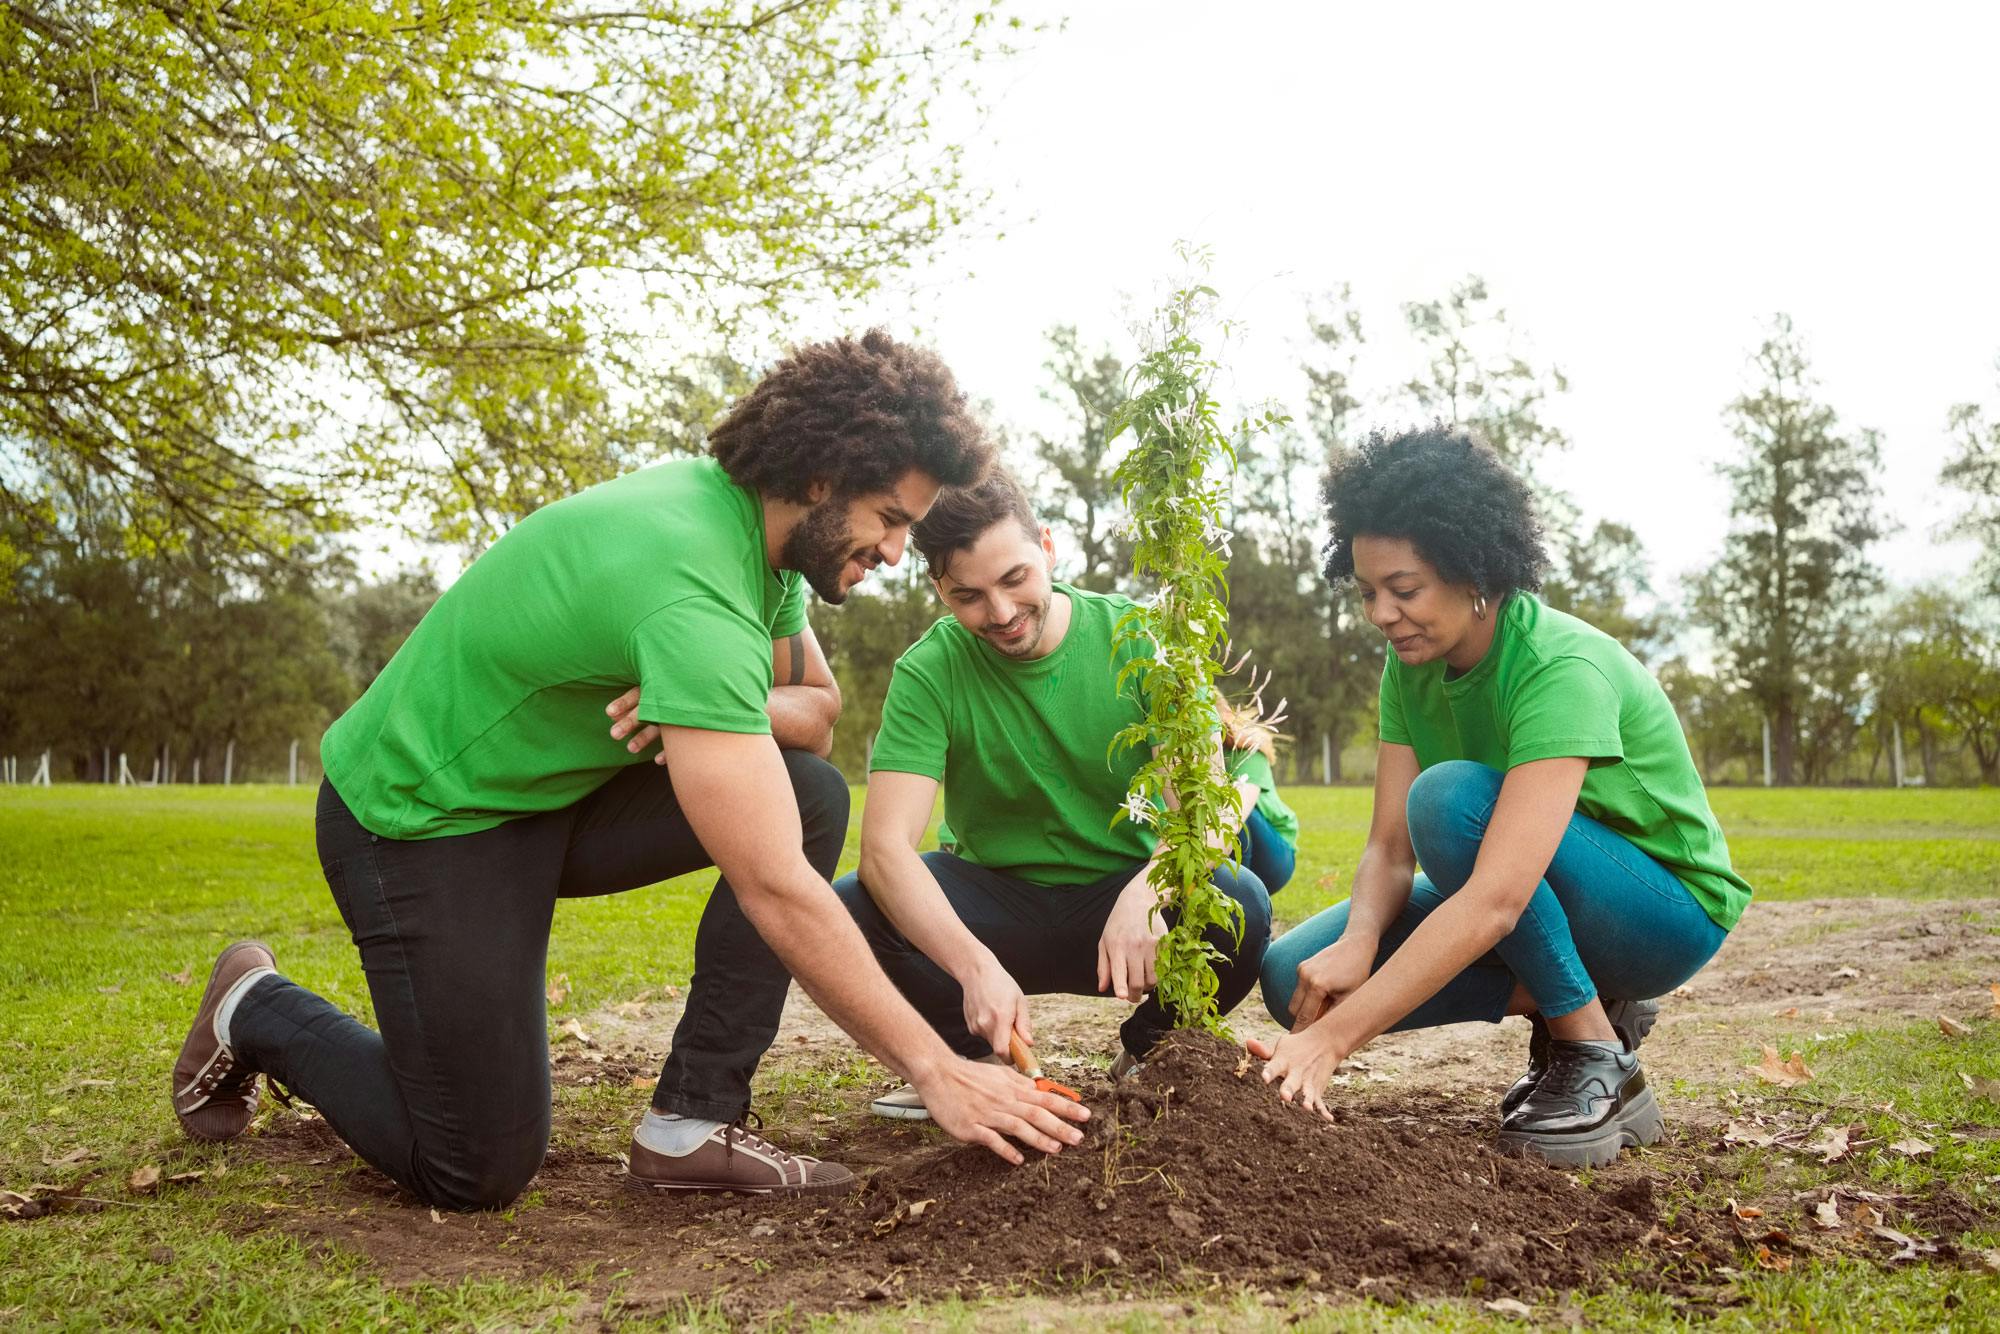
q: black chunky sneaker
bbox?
[1497,1039,1664,1168]
[1500,997,1660,1117]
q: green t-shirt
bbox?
[1378,593,1752,930]
[323,458,805,840]
[1229,748,1299,846]
[871,585,1155,885]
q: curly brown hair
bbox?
[708,330,994,503]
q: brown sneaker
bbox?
[625,1121,858,1196]
[170,940,276,1142]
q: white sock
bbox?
[636,1109,726,1157]
[213,966,277,1047]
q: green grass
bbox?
[3,783,1998,1329]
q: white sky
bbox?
[839,0,1998,603]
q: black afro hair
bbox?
[1321,423,1549,598]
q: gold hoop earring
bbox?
[1473,594,1488,621]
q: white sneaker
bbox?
[867,1054,1008,1120]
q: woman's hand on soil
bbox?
[1246,1030,1341,1120]
[605,687,668,765]
[962,959,1032,1059]
[917,1058,1090,1165]
[1097,877,1168,1003]
[1289,937,1374,1032]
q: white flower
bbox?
[1119,792,1156,826]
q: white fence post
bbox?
[289,739,299,786]
[224,740,235,786]
[192,757,201,785]
[1760,717,1773,788]
[1320,734,1332,785]
[118,752,135,786]
[32,752,52,786]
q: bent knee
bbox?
[1405,759,1502,836]
[421,1140,546,1212]
[781,749,851,824]
[1257,934,1313,1028]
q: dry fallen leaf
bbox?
[166,1170,205,1184]
[1990,982,2000,1018]
[1978,1248,2000,1275]
[1775,1006,1800,1019]
[558,1018,595,1047]
[1726,1199,1764,1221]
[430,1208,446,1224]
[1812,1199,1842,1229]
[610,1001,648,1019]
[1854,1203,1886,1228]
[1753,1245,1792,1272]
[809,1112,837,1124]
[43,1146,93,1167]
[906,1198,934,1218]
[1869,1225,1937,1262]
[1888,1137,1935,1158]
[627,1074,655,1090]
[1938,1014,1972,1039]
[1959,1071,2000,1103]
[1747,1045,1814,1088]
[545,973,569,1007]
[1810,1124,1863,1164]
[127,1165,160,1195]
[1831,966,1860,980]
[1483,1298,1534,1318]
[164,967,194,987]
[1724,1121,1775,1148]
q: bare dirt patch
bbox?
[221,897,1997,1321]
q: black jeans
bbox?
[230,752,847,1210]
[830,852,1272,1062]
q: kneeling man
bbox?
[835,470,1272,1117]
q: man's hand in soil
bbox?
[1288,935,1376,1032]
[1097,871,1168,1003]
[915,1057,1091,1165]
[1246,1030,1341,1120]
[961,957,1033,1059]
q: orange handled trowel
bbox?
[1008,1031,1081,1102]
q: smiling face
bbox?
[784,470,942,604]
[1350,534,1487,669]
[933,518,1062,659]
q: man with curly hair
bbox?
[1251,424,1751,1169]
[169,333,1090,1208]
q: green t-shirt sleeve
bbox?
[769,574,807,639]
[1506,656,1624,767]
[1377,659,1412,746]
[629,596,774,734]
[870,657,949,779]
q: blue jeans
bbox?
[1262,760,1727,1031]
[1239,807,1297,894]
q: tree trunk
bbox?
[1773,697,1798,786]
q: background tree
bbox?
[2,0,1018,561]
[1657,658,1764,783]
[809,564,946,780]
[1870,589,2000,786]
[1027,326,1130,591]
[1693,316,1884,785]
[1942,356,2000,602]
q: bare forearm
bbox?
[1317,880,1514,1053]
[735,860,957,1082]
[1341,842,1417,942]
[767,684,838,757]
[858,841,996,981]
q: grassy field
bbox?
[2,784,1997,1329]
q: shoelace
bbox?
[721,1111,797,1165]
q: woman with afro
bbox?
[1248,425,1751,1167]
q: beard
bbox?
[982,598,1050,659]
[782,497,868,604]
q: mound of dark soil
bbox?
[740,1032,1663,1306]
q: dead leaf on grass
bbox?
[1853,1203,1886,1228]
[545,973,569,1007]
[1810,1124,1867,1164]
[557,1018,595,1047]
[610,1001,648,1019]
[1812,1199,1842,1229]
[1726,1198,1763,1221]
[1887,1137,1935,1158]
[1,1189,43,1220]
[1774,1006,1800,1019]
[127,1165,160,1195]
[430,1208,446,1224]
[1753,1245,1792,1272]
[809,1112,836,1124]
[1990,982,2000,1018]
[42,1147,93,1167]
[1723,1121,1775,1148]
[1977,1248,2000,1275]
[166,1170,204,1185]
[1747,1045,1814,1087]
[627,1074,654,1090]
[163,966,193,987]
[1483,1298,1534,1318]
[1938,1014,1972,1039]
[1959,1071,2000,1103]
[1868,1225,1937,1262]
[1830,966,1860,980]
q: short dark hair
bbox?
[912,467,1039,579]
[708,330,993,503]
[1321,423,1549,598]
